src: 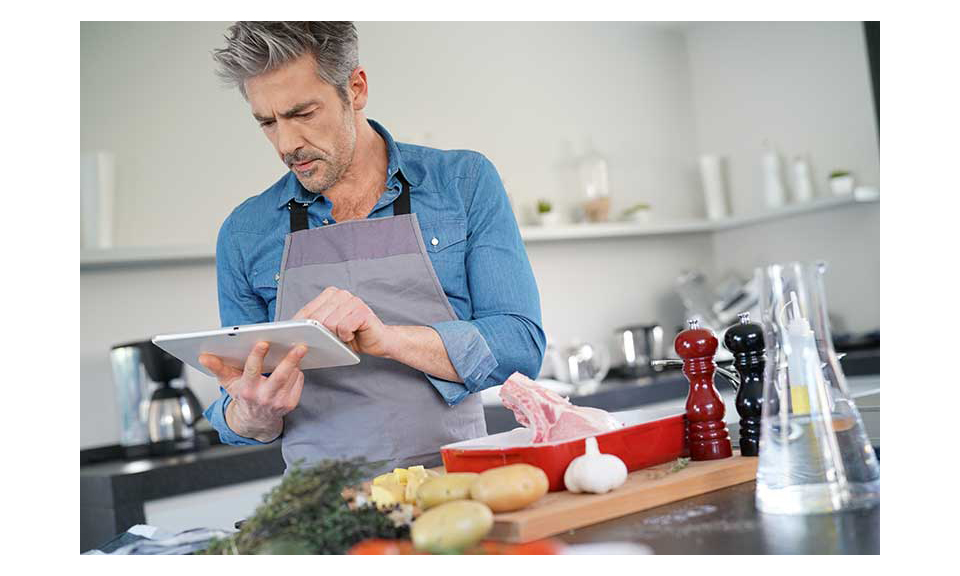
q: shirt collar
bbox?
[275,118,421,209]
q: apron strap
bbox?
[394,171,411,216]
[287,200,310,233]
[287,173,412,233]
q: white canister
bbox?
[80,151,116,249]
[699,154,729,220]
[762,149,788,209]
[791,157,815,203]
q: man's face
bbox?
[245,53,357,193]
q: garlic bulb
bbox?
[563,437,628,494]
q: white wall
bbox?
[712,202,880,333]
[685,21,879,215]
[81,22,287,248]
[685,21,880,332]
[80,21,879,449]
[358,21,702,222]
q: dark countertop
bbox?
[80,434,283,552]
[557,480,879,554]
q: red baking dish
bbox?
[441,408,688,492]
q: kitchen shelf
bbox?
[521,193,878,242]
[80,194,878,271]
[80,244,216,271]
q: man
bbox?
[200,22,545,474]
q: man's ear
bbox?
[349,66,368,111]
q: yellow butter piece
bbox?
[404,467,430,503]
[373,473,394,486]
[392,468,410,484]
[791,384,811,415]
[370,485,401,509]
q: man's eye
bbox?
[259,120,275,128]
[297,112,313,119]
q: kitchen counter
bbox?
[557,480,879,554]
[81,348,878,553]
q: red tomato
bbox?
[348,538,562,555]
[347,539,419,555]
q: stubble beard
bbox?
[291,113,357,194]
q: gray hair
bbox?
[212,21,359,102]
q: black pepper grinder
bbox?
[722,312,767,457]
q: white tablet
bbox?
[152,319,360,377]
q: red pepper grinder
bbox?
[674,319,733,460]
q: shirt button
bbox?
[431,237,439,246]
[322,219,329,225]
[274,273,280,283]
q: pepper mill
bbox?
[722,312,767,457]
[674,319,732,460]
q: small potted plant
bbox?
[621,202,652,223]
[536,199,562,226]
[829,170,855,196]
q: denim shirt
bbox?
[203,119,546,445]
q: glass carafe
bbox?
[756,261,879,514]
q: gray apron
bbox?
[273,175,487,475]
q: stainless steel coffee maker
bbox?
[110,340,204,456]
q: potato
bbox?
[469,464,549,512]
[416,472,480,510]
[411,500,494,553]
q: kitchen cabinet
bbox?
[80,435,284,552]
[144,475,282,535]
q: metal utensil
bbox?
[560,342,611,394]
[614,324,665,375]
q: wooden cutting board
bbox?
[486,454,758,543]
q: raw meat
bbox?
[499,372,623,443]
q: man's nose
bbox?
[276,120,306,159]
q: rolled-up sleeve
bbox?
[204,216,275,445]
[428,154,546,404]
[203,395,274,445]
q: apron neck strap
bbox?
[288,173,411,233]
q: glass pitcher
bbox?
[755,261,879,514]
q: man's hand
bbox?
[199,342,306,442]
[294,287,394,357]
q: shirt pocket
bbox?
[251,266,280,317]
[421,219,467,254]
[421,219,469,310]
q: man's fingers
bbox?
[199,353,242,380]
[336,306,368,343]
[270,344,308,388]
[312,290,355,325]
[295,287,355,325]
[293,286,342,320]
[324,295,362,338]
[287,370,305,406]
[243,341,270,380]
